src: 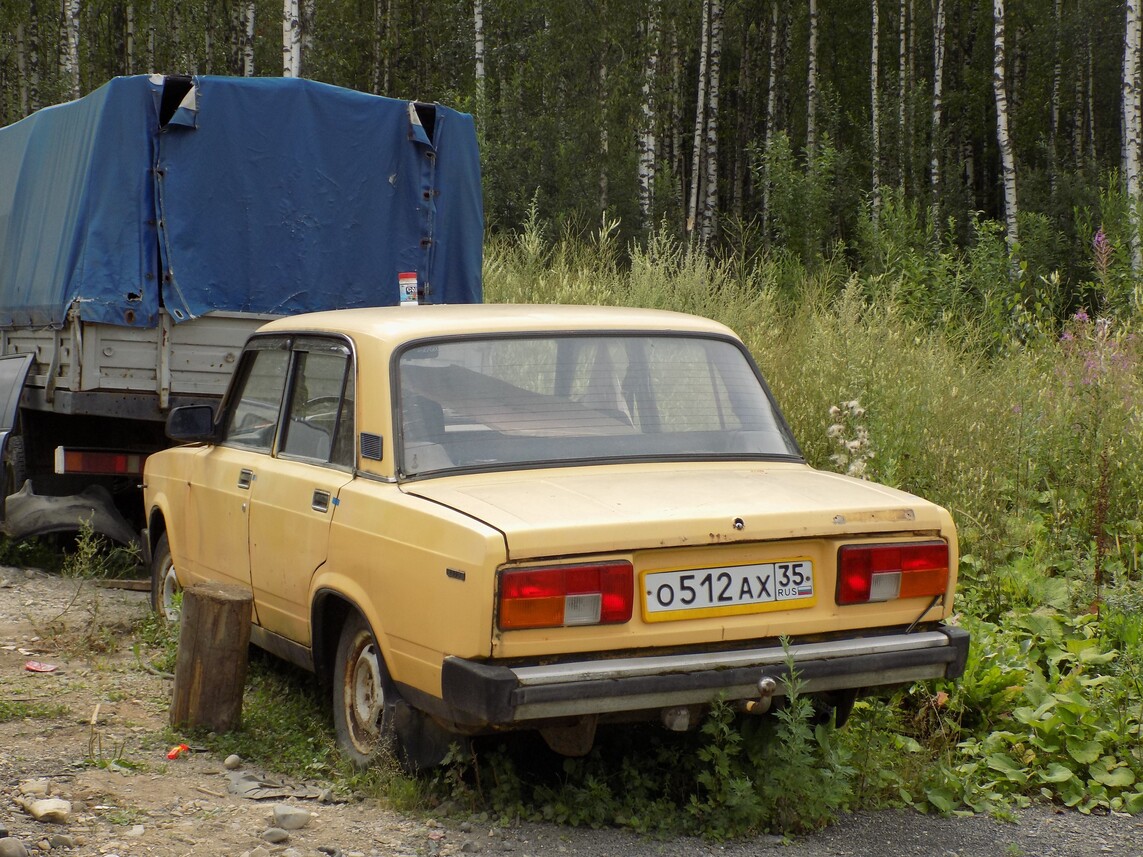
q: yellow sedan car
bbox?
[142,304,968,770]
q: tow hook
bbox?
[739,675,779,715]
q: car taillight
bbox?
[837,541,949,605]
[498,561,633,630]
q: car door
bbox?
[183,338,290,594]
[247,339,356,645]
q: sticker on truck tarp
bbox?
[399,272,419,306]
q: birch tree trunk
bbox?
[474,0,486,105]
[700,0,723,243]
[242,1,255,76]
[302,0,315,74]
[62,0,81,99]
[638,0,660,226]
[687,0,711,238]
[1049,0,1061,195]
[992,0,1019,258]
[600,54,609,215]
[16,23,29,116]
[670,29,684,211]
[897,0,907,193]
[806,0,819,161]
[871,0,881,230]
[147,0,156,72]
[283,0,301,77]
[762,1,780,240]
[930,0,946,229]
[126,3,136,73]
[372,0,384,93]
[1124,0,1142,274]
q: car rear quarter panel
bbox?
[319,479,506,699]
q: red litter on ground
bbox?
[166,743,190,760]
[24,661,58,673]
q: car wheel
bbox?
[333,611,397,768]
[332,611,458,772]
[150,533,181,622]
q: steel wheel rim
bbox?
[161,561,181,621]
[345,635,384,753]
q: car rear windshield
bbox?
[396,334,800,476]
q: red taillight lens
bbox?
[498,562,633,630]
[837,542,949,605]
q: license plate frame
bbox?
[640,559,816,622]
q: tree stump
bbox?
[169,581,253,733]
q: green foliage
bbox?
[432,648,856,838]
[484,223,1143,824]
[59,518,142,580]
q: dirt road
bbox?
[2,567,1141,857]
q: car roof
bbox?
[256,303,740,346]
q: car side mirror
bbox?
[166,404,218,443]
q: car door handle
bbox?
[237,469,254,489]
[311,489,331,512]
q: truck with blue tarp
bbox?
[0,74,483,544]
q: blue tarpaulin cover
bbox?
[0,74,483,328]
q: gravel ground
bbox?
[2,567,1141,857]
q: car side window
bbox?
[280,344,354,466]
[222,345,290,452]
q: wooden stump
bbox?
[170,581,253,733]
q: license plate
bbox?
[642,559,815,621]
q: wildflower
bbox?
[1073,308,1089,323]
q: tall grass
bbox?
[482,218,1143,817]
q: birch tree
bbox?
[762,2,781,239]
[62,0,81,99]
[637,0,660,226]
[687,0,711,238]
[242,1,255,76]
[806,0,818,161]
[700,0,723,243]
[993,0,1019,258]
[474,0,485,106]
[283,0,301,77]
[1124,0,1142,274]
[871,0,881,229]
[1049,0,1061,196]
[897,0,908,192]
[930,0,946,228]
[125,2,135,73]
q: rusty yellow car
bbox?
[142,304,968,770]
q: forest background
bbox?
[3,0,1143,831]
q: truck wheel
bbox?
[332,611,457,773]
[150,533,182,622]
[3,432,26,497]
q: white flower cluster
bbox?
[827,399,875,480]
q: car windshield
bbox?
[396,334,800,476]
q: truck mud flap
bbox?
[0,354,34,507]
[2,481,139,547]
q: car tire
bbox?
[332,611,457,773]
[150,533,181,622]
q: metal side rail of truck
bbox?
[0,73,484,545]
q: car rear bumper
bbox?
[440,625,969,726]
